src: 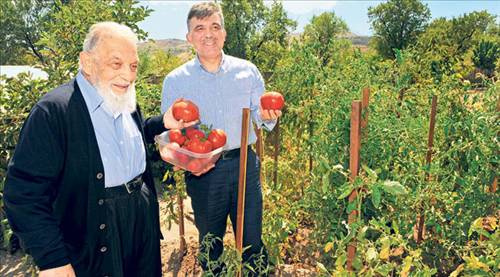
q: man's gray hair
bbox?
[82,21,138,52]
[187,2,224,31]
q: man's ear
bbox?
[186,32,192,44]
[79,51,92,75]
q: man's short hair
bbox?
[82,21,138,52]
[187,2,224,31]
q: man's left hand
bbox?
[259,106,282,121]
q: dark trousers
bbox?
[186,148,268,276]
[72,183,161,277]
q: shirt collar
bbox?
[194,51,227,74]
[76,71,104,113]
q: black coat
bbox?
[4,79,166,270]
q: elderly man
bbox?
[4,22,186,276]
[161,2,282,276]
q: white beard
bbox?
[95,81,136,115]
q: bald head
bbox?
[82,21,138,53]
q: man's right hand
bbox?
[163,98,199,130]
[39,264,76,277]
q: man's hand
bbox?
[172,164,215,176]
[259,105,282,121]
[191,163,215,176]
[163,98,199,129]
[39,264,76,277]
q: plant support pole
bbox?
[417,95,437,244]
[347,101,362,271]
[236,108,250,276]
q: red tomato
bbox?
[208,129,227,149]
[260,91,285,110]
[168,130,186,146]
[186,127,205,140]
[172,100,200,122]
[189,138,213,154]
[187,159,203,172]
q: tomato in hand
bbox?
[260,91,285,110]
[168,130,186,146]
[208,129,227,149]
[186,127,205,140]
[172,100,200,122]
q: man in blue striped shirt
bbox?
[161,2,282,276]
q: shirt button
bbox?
[100,246,107,253]
[99,224,106,230]
[98,199,104,205]
[96,172,103,179]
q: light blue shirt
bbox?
[76,72,146,187]
[161,54,276,150]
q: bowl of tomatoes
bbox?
[155,127,227,173]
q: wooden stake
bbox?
[490,176,497,193]
[361,87,370,130]
[346,101,362,271]
[417,95,438,244]
[177,193,186,256]
[236,108,251,276]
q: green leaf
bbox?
[322,174,330,194]
[380,180,408,195]
[316,262,329,273]
[366,247,378,261]
[338,183,354,199]
[362,164,378,180]
[371,186,381,208]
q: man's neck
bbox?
[198,54,222,73]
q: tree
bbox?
[414,11,497,80]
[368,0,430,59]
[220,0,266,59]
[36,0,151,85]
[221,0,296,73]
[0,0,56,65]
[302,12,348,66]
[473,40,499,76]
[0,0,151,71]
[246,1,297,74]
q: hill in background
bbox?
[139,33,371,57]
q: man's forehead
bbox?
[94,37,137,57]
[190,14,222,26]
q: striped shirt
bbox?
[161,53,276,151]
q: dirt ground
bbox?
[0,197,316,276]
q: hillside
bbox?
[139,33,371,57]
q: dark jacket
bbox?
[4,79,166,270]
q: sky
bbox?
[137,1,500,40]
